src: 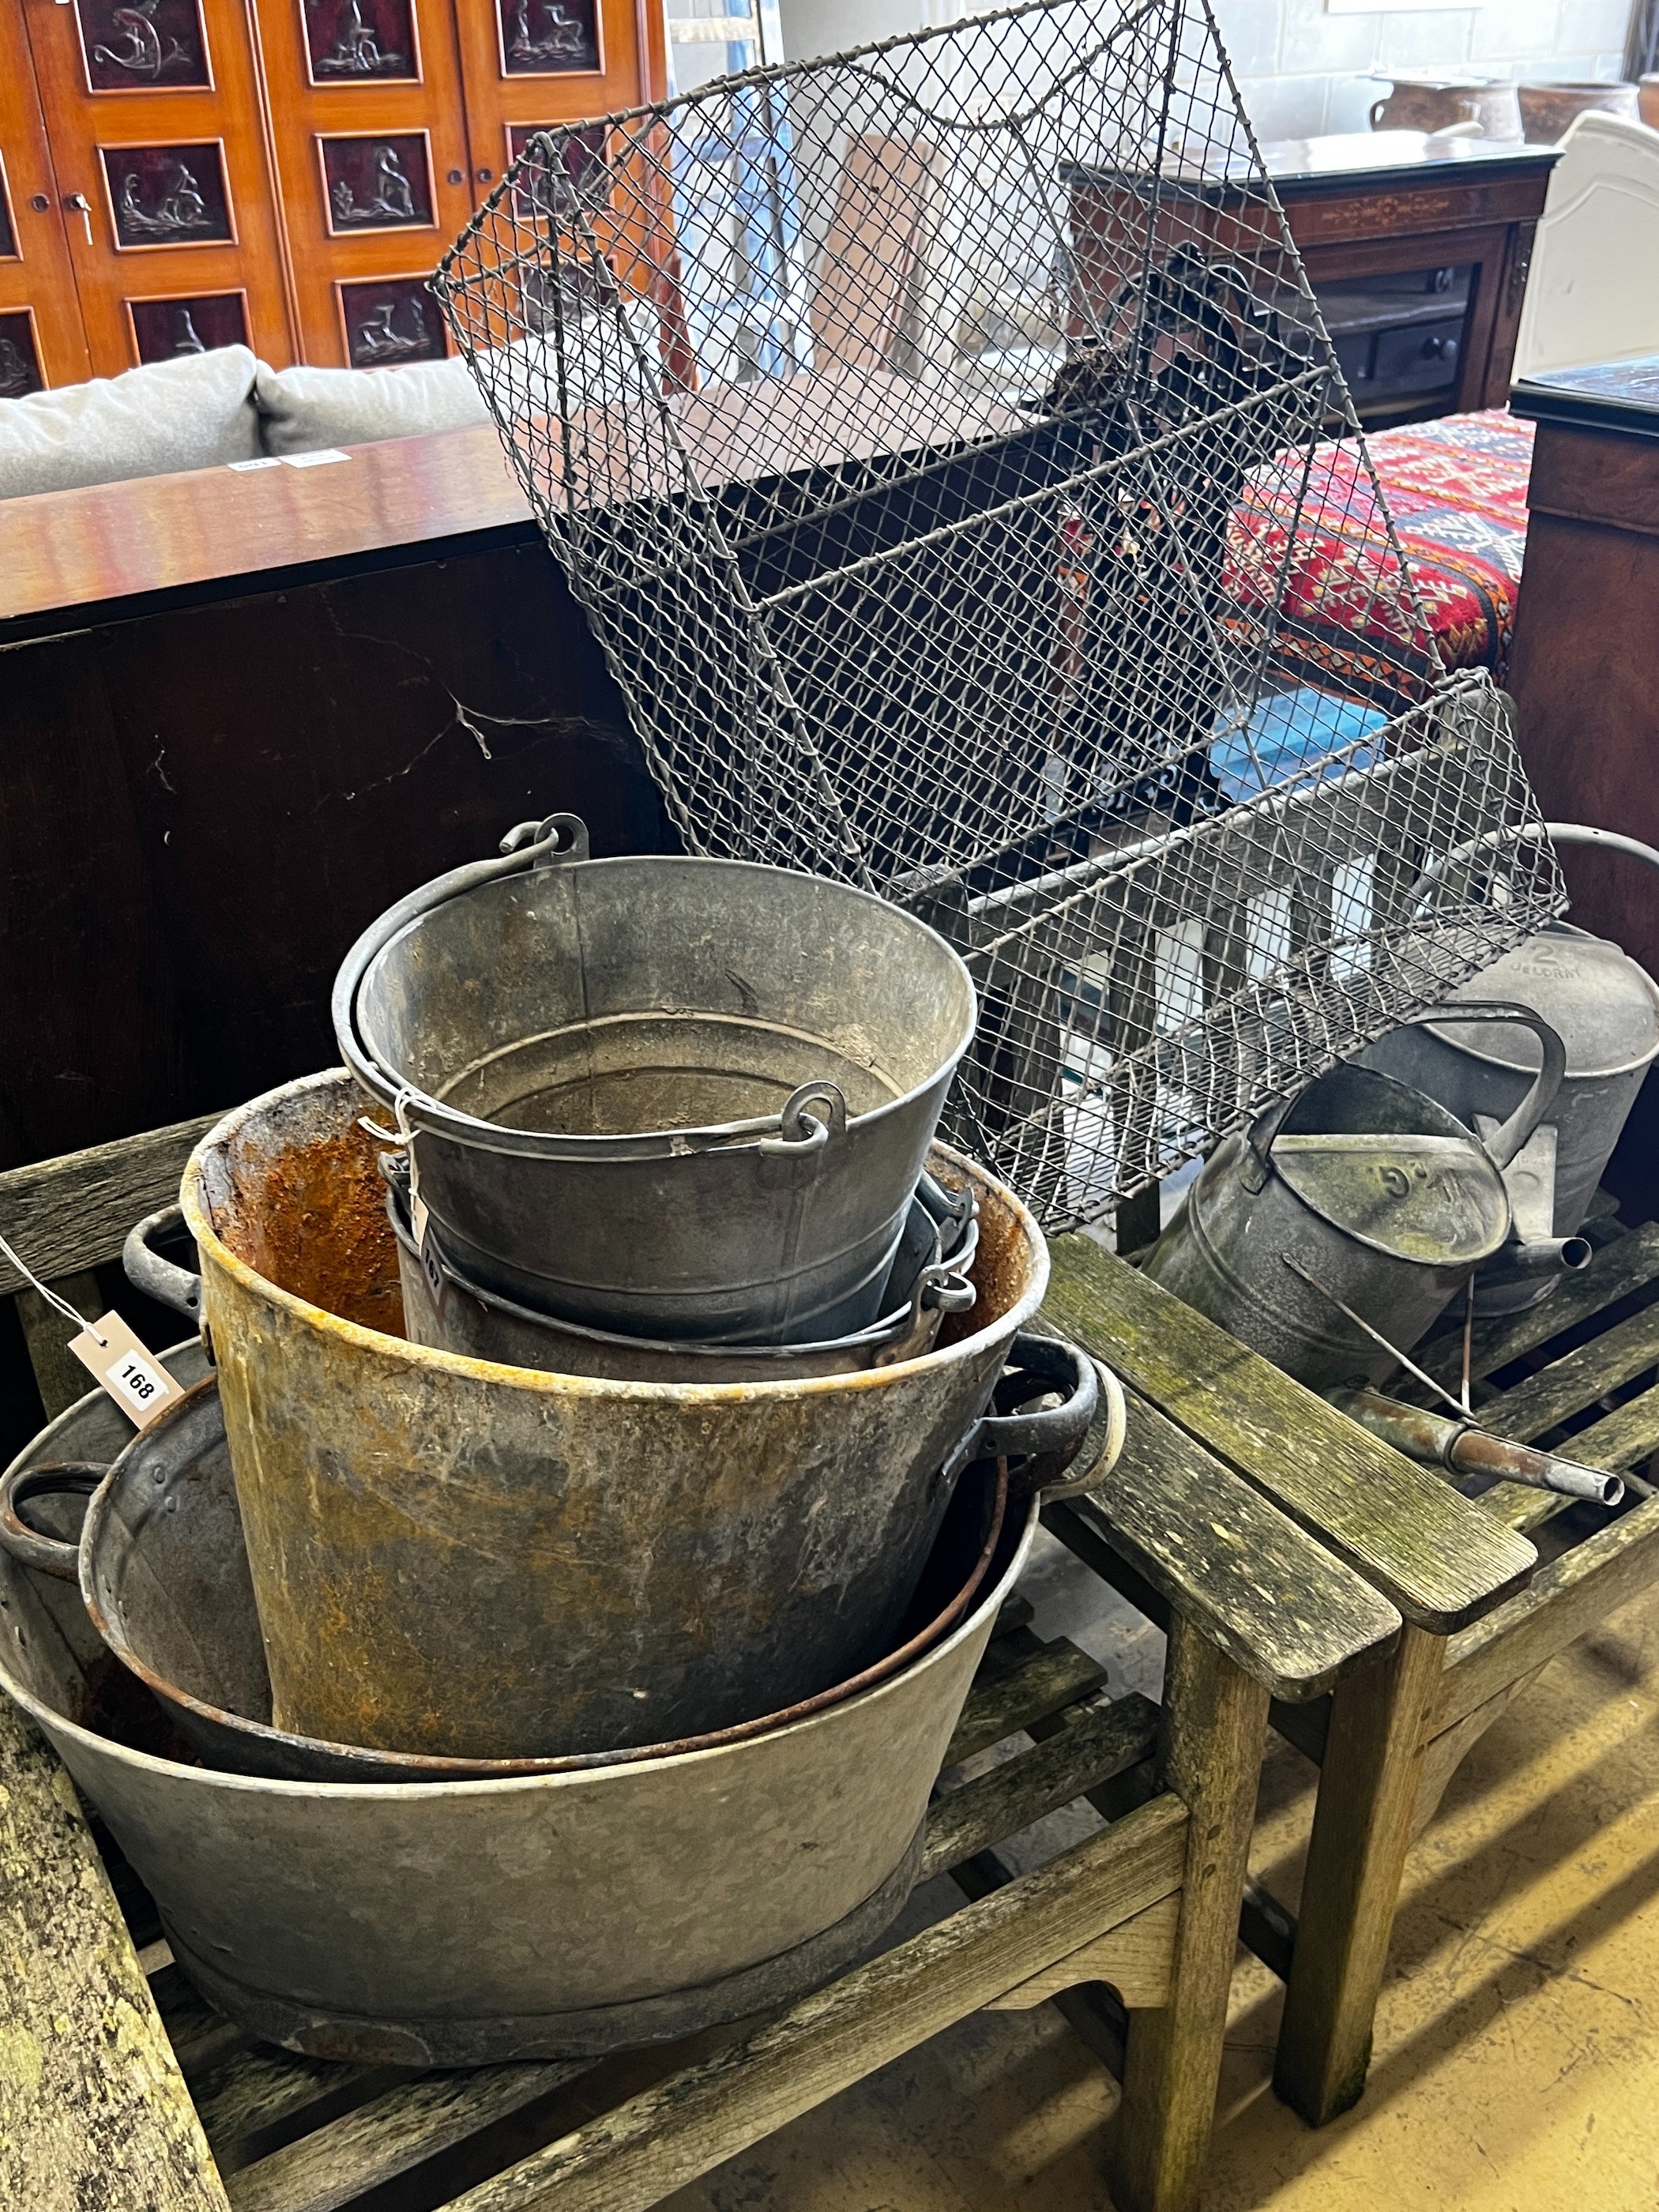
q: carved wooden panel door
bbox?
[0,4,92,391]
[250,0,478,365]
[16,0,297,373]
[450,0,665,243]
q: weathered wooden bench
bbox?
[0,1106,1401,2212]
[1048,1217,1659,2129]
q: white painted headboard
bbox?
[1514,111,1659,383]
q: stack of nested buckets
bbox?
[0,814,1123,2066]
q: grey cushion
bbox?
[254,356,490,456]
[0,345,261,500]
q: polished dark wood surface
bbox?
[1513,354,1659,445]
[1508,407,1659,1213]
[1258,131,1559,195]
[0,423,537,634]
[1510,413,1659,971]
[1274,135,1554,423]
[0,450,668,1170]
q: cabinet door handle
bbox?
[64,192,93,243]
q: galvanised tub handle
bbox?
[943,1332,1118,1498]
[123,1206,202,1321]
[0,1461,105,1582]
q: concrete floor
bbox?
[658,1535,1659,2212]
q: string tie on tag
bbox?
[0,1232,107,1345]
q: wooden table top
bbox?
[0,368,1028,638]
[0,423,538,639]
[1257,130,1559,194]
[1063,130,1558,199]
[1512,353,1659,442]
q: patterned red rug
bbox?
[1228,406,1534,697]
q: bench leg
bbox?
[1108,1614,1270,2212]
[1273,1622,1446,2126]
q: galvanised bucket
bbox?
[386,1161,980,1382]
[127,1071,1096,1760]
[333,814,979,1343]
[0,1427,1039,2066]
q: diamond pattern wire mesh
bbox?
[432,0,1564,1229]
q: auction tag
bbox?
[68,1313,182,1431]
[407,1157,447,1317]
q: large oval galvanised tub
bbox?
[0,1407,1040,2067]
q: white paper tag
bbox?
[282,449,350,468]
[68,1312,182,1430]
[227,456,283,472]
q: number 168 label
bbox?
[108,1350,166,1411]
[68,1312,182,1430]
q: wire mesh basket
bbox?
[431,0,1563,1230]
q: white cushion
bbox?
[254,356,490,456]
[0,345,261,500]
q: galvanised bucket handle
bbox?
[0,1462,105,1582]
[758,1083,847,1158]
[123,1206,202,1322]
[942,1332,1123,1501]
[1243,999,1567,1191]
[332,811,589,1119]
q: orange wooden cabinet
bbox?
[0,3,92,389]
[0,0,664,379]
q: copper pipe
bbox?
[1330,1388,1624,1508]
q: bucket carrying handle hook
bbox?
[758,1082,847,1157]
[333,813,591,1117]
[499,812,591,867]
[0,1462,106,1582]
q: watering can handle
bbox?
[1393,999,1567,1169]
[1405,821,1659,911]
[1242,999,1567,1187]
[122,1206,203,1321]
[0,1462,105,1582]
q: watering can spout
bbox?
[1503,1233,1593,1279]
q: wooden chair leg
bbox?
[1273,1622,1446,2127]
[1108,1613,1271,2212]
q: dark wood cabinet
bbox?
[1268,133,1557,427]
[0,0,666,376]
[1068,131,1556,433]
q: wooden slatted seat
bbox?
[1045,1218,1659,2131]
[0,1107,1398,2212]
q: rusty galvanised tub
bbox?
[126,1070,1096,1761]
[0,1393,1037,2064]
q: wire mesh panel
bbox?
[432,0,1563,1228]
